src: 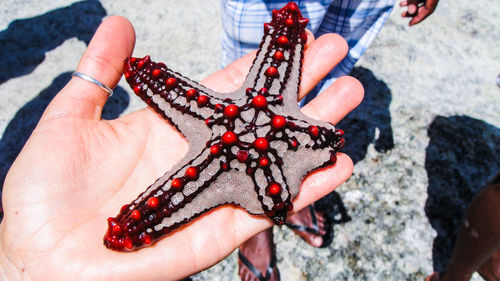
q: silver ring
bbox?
[72,71,113,97]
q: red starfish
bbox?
[104,2,344,251]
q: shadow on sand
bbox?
[316,66,395,245]
[0,0,106,85]
[425,115,500,272]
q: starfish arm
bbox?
[104,145,227,251]
[124,56,225,137]
[241,2,309,107]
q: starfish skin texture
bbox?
[104,2,345,251]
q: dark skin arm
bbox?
[400,0,439,26]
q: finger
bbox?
[399,0,408,6]
[202,30,316,93]
[202,33,347,101]
[41,16,135,121]
[409,9,429,25]
[299,33,348,99]
[301,76,364,125]
[292,153,353,211]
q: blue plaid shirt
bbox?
[221,0,395,104]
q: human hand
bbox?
[400,0,439,26]
[0,16,363,281]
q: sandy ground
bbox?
[0,0,498,280]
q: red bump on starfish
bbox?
[205,117,215,126]
[237,150,249,162]
[165,77,178,89]
[298,18,309,27]
[287,2,298,12]
[221,131,238,145]
[258,87,269,96]
[215,103,224,112]
[107,218,122,234]
[146,197,160,209]
[265,66,278,78]
[120,204,130,213]
[137,60,145,70]
[197,95,209,107]
[273,51,284,62]
[124,238,133,250]
[140,233,152,245]
[263,22,272,32]
[335,129,344,137]
[131,210,141,220]
[133,84,142,95]
[275,95,284,104]
[147,197,159,208]
[308,125,319,138]
[171,178,184,191]
[285,18,294,27]
[253,137,269,152]
[210,144,221,155]
[272,9,279,19]
[152,69,161,79]
[224,104,239,119]
[186,89,199,101]
[136,56,150,70]
[142,55,151,64]
[185,166,199,180]
[267,183,281,196]
[271,115,287,129]
[277,36,290,48]
[329,151,337,165]
[252,95,268,108]
[259,156,269,167]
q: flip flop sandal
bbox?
[285,204,333,248]
[238,249,280,281]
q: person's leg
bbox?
[286,205,331,247]
[300,0,396,106]
[219,0,334,68]
[435,174,500,281]
[238,228,280,281]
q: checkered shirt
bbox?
[221,0,395,105]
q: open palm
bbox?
[0,17,363,281]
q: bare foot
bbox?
[286,204,330,247]
[238,229,280,281]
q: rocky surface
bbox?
[0,0,498,280]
